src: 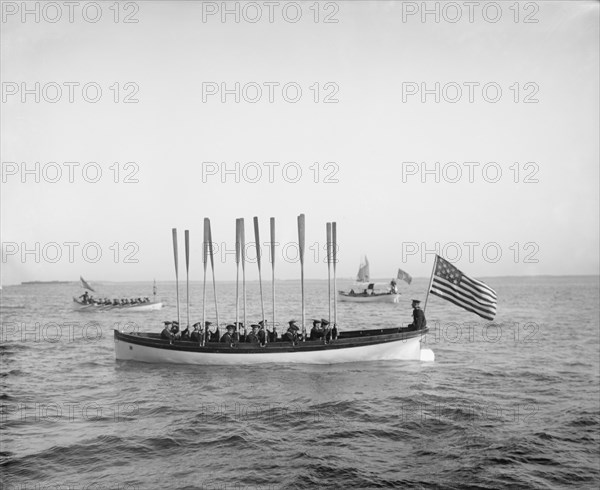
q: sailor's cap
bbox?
[411,299,421,304]
[204,321,212,326]
[312,319,321,325]
[288,323,300,331]
[163,321,172,325]
[226,324,235,330]
[192,322,201,328]
[289,320,298,325]
[250,324,260,329]
[321,319,330,326]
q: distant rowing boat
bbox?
[73,297,163,311]
[75,276,162,312]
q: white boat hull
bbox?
[338,292,401,303]
[73,298,163,311]
[114,329,428,365]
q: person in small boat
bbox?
[113,299,119,305]
[246,324,260,344]
[256,321,268,345]
[283,320,300,343]
[161,321,174,341]
[390,280,398,294]
[190,323,202,342]
[235,322,246,342]
[180,324,191,341]
[310,319,324,340]
[79,291,90,303]
[170,321,181,340]
[408,299,426,331]
[144,297,150,302]
[221,324,235,344]
[349,289,355,296]
[321,319,333,342]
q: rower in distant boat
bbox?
[221,325,235,343]
[408,300,427,331]
[246,324,260,344]
[79,291,90,303]
[257,320,268,345]
[283,320,299,343]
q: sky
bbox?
[1,0,599,285]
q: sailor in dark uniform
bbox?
[190,323,202,342]
[161,321,174,341]
[257,320,268,345]
[283,320,299,343]
[310,320,324,340]
[409,300,426,330]
[246,324,260,344]
[170,321,181,340]
[236,322,246,342]
[79,291,90,303]
[321,319,333,342]
[220,324,235,344]
[180,324,191,340]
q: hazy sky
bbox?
[1,0,599,284]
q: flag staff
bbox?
[423,254,438,314]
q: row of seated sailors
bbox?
[160,319,337,343]
[79,295,151,305]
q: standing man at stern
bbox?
[409,300,426,331]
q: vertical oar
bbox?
[185,229,190,329]
[207,218,220,333]
[240,218,247,339]
[235,219,241,341]
[202,218,209,344]
[254,217,266,343]
[298,214,306,341]
[326,222,332,326]
[332,222,338,334]
[270,217,276,340]
[172,228,181,328]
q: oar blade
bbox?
[172,228,179,275]
[297,214,305,265]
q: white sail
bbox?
[356,256,370,282]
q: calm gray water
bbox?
[1,276,599,489]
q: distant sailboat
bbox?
[338,256,403,303]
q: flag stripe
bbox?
[430,288,495,321]
[432,276,497,310]
[431,279,497,316]
[447,277,497,306]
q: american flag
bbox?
[429,255,497,321]
[397,268,412,285]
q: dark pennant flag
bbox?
[429,255,497,321]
